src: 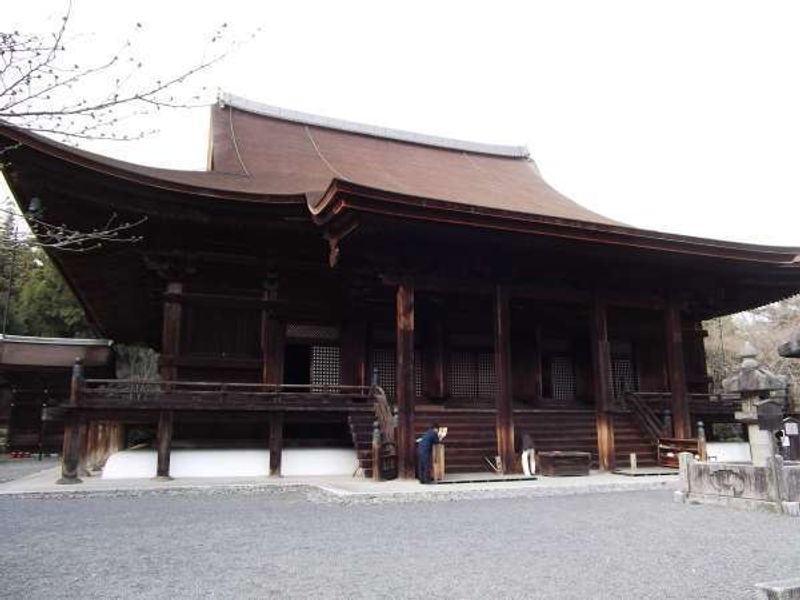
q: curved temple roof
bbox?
[0,94,799,264]
[209,94,621,226]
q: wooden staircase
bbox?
[416,409,498,474]
[348,412,378,477]
[349,407,658,477]
[515,409,656,469]
[612,411,658,467]
[515,410,599,465]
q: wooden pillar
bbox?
[57,358,84,484]
[493,285,515,473]
[423,315,446,400]
[261,273,285,386]
[591,300,616,471]
[160,282,183,381]
[665,300,691,439]
[533,326,543,401]
[340,316,367,386]
[156,411,173,480]
[269,413,283,476]
[261,318,286,385]
[396,282,416,479]
[57,416,82,484]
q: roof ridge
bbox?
[218,92,530,159]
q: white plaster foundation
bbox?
[705,442,752,463]
[102,448,359,479]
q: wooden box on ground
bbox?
[537,451,591,476]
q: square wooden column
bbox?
[159,282,183,381]
[340,316,368,387]
[261,318,286,385]
[156,410,174,480]
[269,414,283,476]
[665,300,691,439]
[493,285,515,473]
[261,280,285,386]
[396,282,416,479]
[423,310,446,400]
[591,300,616,471]
[57,359,84,484]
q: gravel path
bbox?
[0,457,58,484]
[1,488,797,599]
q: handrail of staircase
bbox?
[624,391,666,442]
[371,385,395,446]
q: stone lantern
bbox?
[722,342,788,467]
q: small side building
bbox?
[0,335,114,451]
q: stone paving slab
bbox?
[0,465,678,502]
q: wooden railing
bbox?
[624,392,667,441]
[78,379,375,411]
[622,390,791,415]
[371,385,398,480]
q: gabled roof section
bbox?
[219,93,530,158]
[210,94,622,227]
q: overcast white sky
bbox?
[6,1,800,246]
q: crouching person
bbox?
[417,423,442,484]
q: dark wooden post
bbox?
[372,420,382,481]
[57,358,84,484]
[261,277,285,386]
[591,300,616,471]
[269,413,283,476]
[340,316,367,386]
[159,282,183,381]
[493,285,515,473]
[261,319,286,385]
[533,325,544,402]
[423,316,446,400]
[665,300,691,439]
[396,282,416,479]
[155,410,174,480]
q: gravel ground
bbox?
[1,487,798,600]
[0,457,58,483]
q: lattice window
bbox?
[448,351,477,398]
[551,355,575,402]
[286,323,339,342]
[477,353,496,398]
[612,356,637,399]
[371,348,422,399]
[311,345,340,390]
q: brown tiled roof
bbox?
[209,96,621,226]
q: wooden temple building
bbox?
[1,94,799,481]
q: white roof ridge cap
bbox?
[218,92,530,159]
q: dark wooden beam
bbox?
[396,282,416,479]
[665,300,691,438]
[591,299,615,471]
[493,285,515,473]
[269,413,283,476]
[159,282,182,380]
[156,410,173,479]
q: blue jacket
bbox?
[418,428,440,453]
